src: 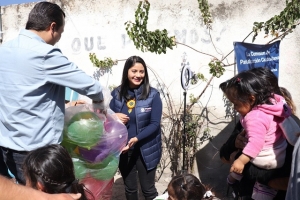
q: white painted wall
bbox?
[1,0,300,137]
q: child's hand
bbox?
[230,159,245,174]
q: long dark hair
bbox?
[25,2,65,31]
[23,144,93,200]
[119,56,150,100]
[219,67,277,107]
[248,67,280,95]
[168,174,206,200]
[280,87,296,114]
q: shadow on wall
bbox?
[196,119,237,199]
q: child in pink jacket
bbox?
[220,69,291,200]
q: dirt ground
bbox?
[110,121,239,200]
[111,172,168,200]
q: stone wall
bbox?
[1,1,300,188]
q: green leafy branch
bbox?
[125,0,176,54]
[89,53,118,73]
[252,0,300,42]
[208,59,225,78]
[124,0,225,78]
[191,73,206,85]
[198,0,213,29]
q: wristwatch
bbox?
[92,100,103,103]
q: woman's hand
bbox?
[115,113,130,124]
[127,137,138,148]
[235,130,248,149]
[65,100,86,108]
[121,137,139,154]
[72,100,86,106]
[121,145,130,154]
[221,157,230,164]
[229,150,239,164]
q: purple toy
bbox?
[78,141,111,163]
[104,118,128,153]
[78,116,128,163]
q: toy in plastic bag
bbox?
[66,111,104,148]
[62,92,128,199]
[82,174,114,200]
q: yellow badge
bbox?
[127,99,135,113]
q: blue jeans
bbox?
[1,147,28,185]
[119,149,158,199]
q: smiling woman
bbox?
[109,55,163,200]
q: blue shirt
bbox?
[0,29,103,151]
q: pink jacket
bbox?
[241,94,291,169]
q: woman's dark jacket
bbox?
[110,86,162,170]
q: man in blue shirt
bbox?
[0,2,103,184]
[0,174,81,200]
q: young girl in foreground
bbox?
[220,70,291,200]
[23,144,92,200]
[167,174,213,200]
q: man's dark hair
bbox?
[25,2,65,31]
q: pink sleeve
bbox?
[241,111,272,158]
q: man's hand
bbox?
[92,100,105,114]
[235,130,248,149]
[44,193,81,200]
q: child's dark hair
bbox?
[167,174,207,200]
[219,67,277,107]
[280,87,296,115]
[23,144,93,200]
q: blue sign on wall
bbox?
[234,41,280,77]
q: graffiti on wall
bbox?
[71,36,107,53]
[71,27,226,54]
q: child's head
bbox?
[248,67,280,95]
[220,67,277,116]
[23,144,91,200]
[167,174,206,200]
[280,87,296,114]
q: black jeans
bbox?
[119,148,158,199]
[1,147,28,185]
[0,148,9,177]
